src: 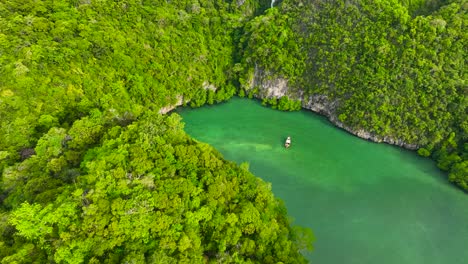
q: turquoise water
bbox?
[177,97,468,264]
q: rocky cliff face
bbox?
[158,96,186,114]
[158,82,218,114]
[159,71,418,150]
[247,69,419,150]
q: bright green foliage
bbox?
[277,96,302,111]
[418,148,432,157]
[0,1,312,262]
[0,0,266,164]
[242,0,467,190]
[239,7,306,88]
[1,114,311,263]
[1,0,465,260]
[262,96,302,111]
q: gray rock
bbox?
[247,68,419,150]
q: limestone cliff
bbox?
[247,68,419,150]
[158,96,186,114]
[158,82,218,114]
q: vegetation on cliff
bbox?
[0,0,465,261]
[240,0,467,190]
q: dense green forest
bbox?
[0,0,311,262]
[0,112,311,262]
[0,0,466,262]
[240,0,467,190]
[0,0,265,161]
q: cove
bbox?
[177,97,468,264]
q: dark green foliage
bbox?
[400,0,451,16]
[1,114,311,263]
[242,0,467,190]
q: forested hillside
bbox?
[0,112,310,263]
[0,0,279,166]
[0,0,466,261]
[240,0,467,190]
[0,0,311,263]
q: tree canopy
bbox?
[240,0,467,190]
[0,0,311,263]
[0,112,311,263]
[0,0,466,262]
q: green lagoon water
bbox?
[177,97,468,264]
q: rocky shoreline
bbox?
[158,72,419,150]
[247,70,419,150]
[158,96,186,114]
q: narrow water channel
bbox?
[177,97,468,264]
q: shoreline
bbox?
[159,94,419,150]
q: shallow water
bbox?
[178,97,468,264]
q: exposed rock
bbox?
[202,81,217,92]
[158,82,217,114]
[20,148,35,160]
[247,68,419,150]
[157,70,418,150]
[158,96,186,114]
